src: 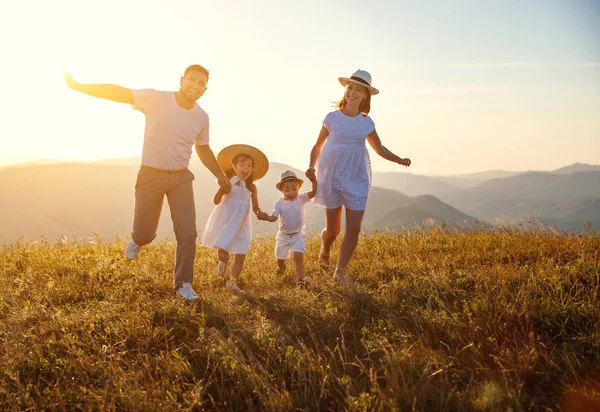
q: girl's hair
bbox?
[227,153,255,187]
[335,87,371,115]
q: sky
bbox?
[0,0,598,175]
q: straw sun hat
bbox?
[217,144,269,181]
[338,69,379,95]
[275,170,304,191]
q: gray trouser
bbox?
[132,165,197,289]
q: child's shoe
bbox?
[226,279,245,294]
[217,261,228,275]
[296,279,306,288]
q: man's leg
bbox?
[167,170,197,289]
[132,167,167,247]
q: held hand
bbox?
[305,167,316,182]
[218,176,232,193]
[256,211,269,221]
[398,158,411,167]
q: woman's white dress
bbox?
[315,110,375,211]
[201,176,252,254]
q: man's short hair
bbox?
[184,64,209,80]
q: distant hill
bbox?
[552,163,600,174]
[4,160,598,240]
[437,171,600,229]
[371,172,458,197]
[371,195,477,229]
[432,170,523,188]
[0,161,469,242]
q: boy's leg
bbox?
[132,167,167,246]
[277,259,286,274]
[292,252,305,281]
[166,169,197,290]
[274,232,291,273]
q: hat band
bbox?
[350,76,370,86]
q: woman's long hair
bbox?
[227,153,255,187]
[335,88,371,115]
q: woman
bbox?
[306,69,411,283]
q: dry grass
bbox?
[1,228,599,411]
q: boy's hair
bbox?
[335,92,371,115]
[227,154,255,187]
[183,64,210,80]
[279,180,300,192]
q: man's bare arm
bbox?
[63,71,133,104]
[195,144,231,193]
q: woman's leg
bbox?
[321,206,343,259]
[336,208,365,271]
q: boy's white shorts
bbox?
[274,231,306,260]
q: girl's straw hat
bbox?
[338,69,379,95]
[217,144,269,181]
[276,170,304,191]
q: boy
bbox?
[263,170,317,286]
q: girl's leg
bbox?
[218,248,230,263]
[231,254,246,280]
[292,252,305,281]
[321,206,343,260]
[336,208,365,271]
[277,259,286,274]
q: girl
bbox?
[201,144,270,293]
[306,69,411,284]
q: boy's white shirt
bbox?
[271,192,312,234]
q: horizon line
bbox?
[1,157,598,178]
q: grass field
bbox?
[1,228,599,410]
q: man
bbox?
[64,64,231,300]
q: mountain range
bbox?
[1,160,597,242]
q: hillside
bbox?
[371,172,458,196]
[438,171,600,228]
[0,162,467,242]
[433,169,523,188]
[1,231,598,410]
[553,162,600,174]
[371,195,477,229]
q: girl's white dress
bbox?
[315,110,375,211]
[201,176,252,254]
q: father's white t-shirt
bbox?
[271,192,312,234]
[133,89,209,170]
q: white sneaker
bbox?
[176,283,199,300]
[225,279,245,294]
[217,261,228,275]
[125,240,141,260]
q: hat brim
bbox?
[276,176,304,191]
[338,77,379,95]
[217,144,269,181]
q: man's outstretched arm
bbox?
[63,71,133,104]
